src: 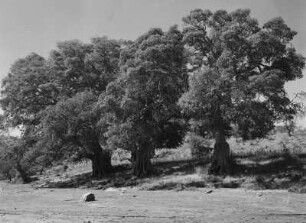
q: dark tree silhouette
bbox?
[98,26,188,177]
[179,9,305,174]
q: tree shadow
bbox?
[37,159,211,189]
[35,153,305,190]
[232,154,304,175]
[153,158,210,176]
[229,154,306,189]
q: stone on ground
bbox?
[81,192,95,202]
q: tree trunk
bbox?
[15,163,30,183]
[90,148,112,178]
[5,173,12,181]
[131,150,136,163]
[285,119,294,137]
[208,130,230,175]
[133,143,152,177]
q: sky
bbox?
[0,0,306,127]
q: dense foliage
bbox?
[0,9,304,180]
[97,26,187,176]
[179,9,305,174]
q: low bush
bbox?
[185,133,213,159]
[0,159,15,181]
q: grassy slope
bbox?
[32,129,306,192]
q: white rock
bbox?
[105,187,119,192]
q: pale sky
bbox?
[0,0,306,127]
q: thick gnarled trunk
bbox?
[209,130,230,175]
[133,144,152,177]
[15,162,30,183]
[90,148,112,178]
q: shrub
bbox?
[111,148,131,164]
[186,133,213,159]
[0,159,15,181]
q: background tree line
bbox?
[0,9,304,182]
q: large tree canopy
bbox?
[0,37,122,178]
[179,9,305,174]
[0,53,57,127]
[36,38,122,177]
[98,26,188,176]
[0,8,304,180]
[40,91,112,177]
[48,37,121,97]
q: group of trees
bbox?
[0,9,304,181]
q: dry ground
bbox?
[1,131,306,222]
[0,181,306,223]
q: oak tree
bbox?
[179,9,305,174]
[98,26,187,177]
[41,91,112,177]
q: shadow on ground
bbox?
[229,154,306,190]
[32,154,306,192]
[33,159,209,189]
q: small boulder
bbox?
[205,189,213,194]
[82,192,95,202]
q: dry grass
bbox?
[229,132,306,160]
[33,129,306,192]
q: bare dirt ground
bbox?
[0,181,306,223]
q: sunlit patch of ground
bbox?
[1,181,306,223]
[1,130,306,222]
